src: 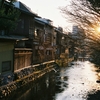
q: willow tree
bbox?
[0,0,20,34]
[60,0,100,65]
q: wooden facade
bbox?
[11,1,39,71]
[14,48,32,71]
[0,1,70,86]
[33,17,55,64]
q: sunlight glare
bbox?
[96,27,100,33]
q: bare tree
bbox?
[60,0,100,40]
[60,0,100,64]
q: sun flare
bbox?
[96,27,100,33]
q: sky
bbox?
[19,0,72,31]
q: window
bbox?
[35,29,40,37]
[35,29,38,37]
[2,61,11,72]
[29,19,34,36]
[29,29,34,36]
[46,50,51,55]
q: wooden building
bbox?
[0,1,70,86]
[34,17,55,63]
[11,1,39,71]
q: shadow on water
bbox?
[2,61,100,100]
[55,70,68,94]
[55,61,100,100]
[3,71,58,100]
[87,90,100,100]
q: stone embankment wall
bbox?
[0,61,58,99]
[56,53,74,67]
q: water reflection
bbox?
[55,61,100,100]
[3,71,56,100]
[5,61,100,100]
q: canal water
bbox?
[5,61,100,100]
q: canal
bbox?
[4,61,100,100]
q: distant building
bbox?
[72,26,79,35]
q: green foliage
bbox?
[0,1,20,32]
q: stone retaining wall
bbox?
[0,61,58,99]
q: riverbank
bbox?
[0,60,58,99]
[0,57,73,99]
[55,58,73,67]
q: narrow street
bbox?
[7,61,100,100]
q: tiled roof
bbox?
[13,1,38,17]
[35,17,54,27]
[0,35,28,41]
